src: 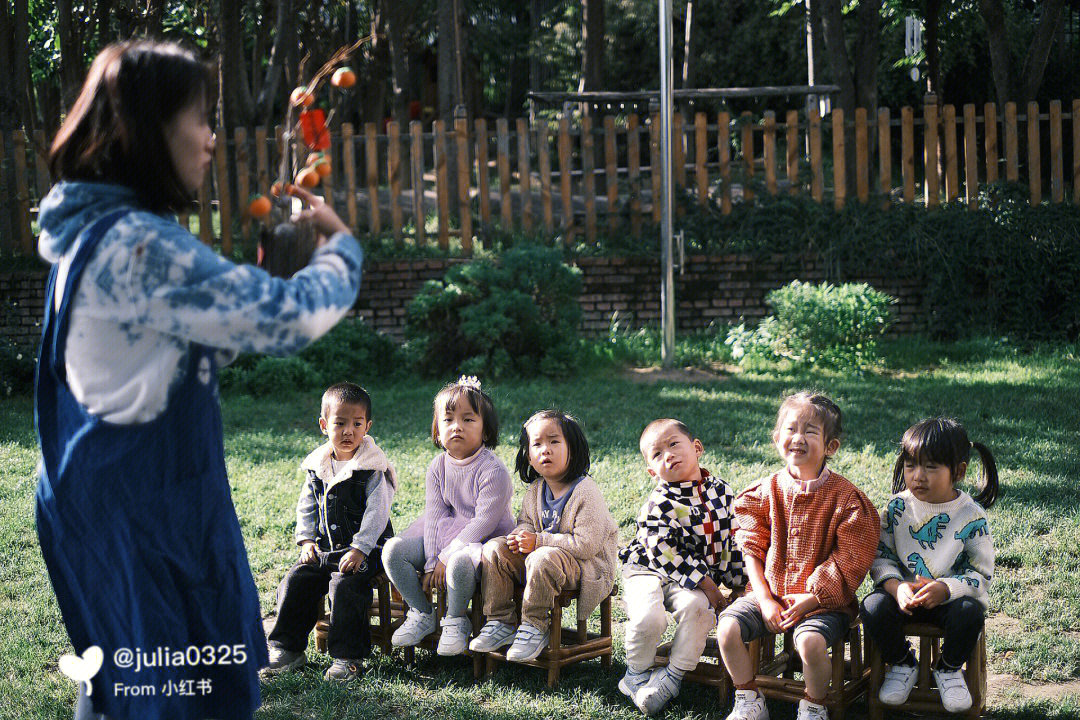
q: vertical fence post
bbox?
[559,113,575,237]
[786,110,799,195]
[212,136,232,252]
[12,130,33,254]
[341,124,359,233]
[984,103,999,184]
[537,122,554,233]
[831,108,845,209]
[497,117,512,228]
[582,114,597,243]
[1049,99,1063,203]
[434,120,449,249]
[476,118,491,224]
[409,121,426,246]
[878,107,892,202]
[255,127,270,198]
[0,132,10,253]
[962,104,978,208]
[455,113,472,253]
[763,111,777,196]
[1027,101,1041,205]
[924,98,940,208]
[741,112,755,202]
[1073,99,1080,204]
[718,110,732,214]
[388,121,404,245]
[604,115,619,227]
[197,167,212,245]
[901,106,915,203]
[855,107,868,202]
[365,123,381,233]
[628,113,643,235]
[942,104,958,202]
[809,108,823,202]
[235,128,251,246]
[1004,102,1018,181]
[691,112,706,205]
[517,117,533,231]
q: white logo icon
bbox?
[58,645,104,696]
[197,356,212,385]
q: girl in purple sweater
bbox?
[384,377,514,655]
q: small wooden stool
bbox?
[481,585,616,687]
[749,616,870,720]
[868,622,986,720]
[314,571,405,655]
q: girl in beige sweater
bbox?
[470,410,618,662]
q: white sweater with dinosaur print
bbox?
[870,489,994,610]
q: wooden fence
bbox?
[3,96,1080,258]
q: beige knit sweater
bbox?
[512,476,618,621]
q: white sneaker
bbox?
[726,689,769,720]
[618,668,651,703]
[505,622,550,662]
[469,620,517,652]
[637,666,681,716]
[391,608,437,647]
[879,661,919,705]
[795,699,829,720]
[436,615,472,656]
[933,666,973,712]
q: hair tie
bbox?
[457,375,482,390]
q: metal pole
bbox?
[659,0,675,367]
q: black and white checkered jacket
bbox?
[620,468,748,590]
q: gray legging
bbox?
[383,535,477,618]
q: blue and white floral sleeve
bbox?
[124,213,363,355]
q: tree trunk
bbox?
[144,0,165,38]
[437,0,467,123]
[819,0,856,117]
[978,0,1013,106]
[95,0,113,47]
[55,0,85,111]
[12,0,34,132]
[385,0,412,123]
[1019,0,1067,104]
[924,0,942,97]
[579,0,605,94]
[0,0,14,131]
[681,0,697,90]
[853,0,881,112]
[254,0,294,125]
[219,0,254,130]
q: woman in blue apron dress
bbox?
[35,41,363,720]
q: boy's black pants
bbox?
[267,547,381,660]
[860,588,984,670]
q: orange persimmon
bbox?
[248,195,272,218]
[331,67,356,88]
[290,86,315,107]
[296,166,320,188]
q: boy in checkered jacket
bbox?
[618,419,748,716]
[716,392,879,720]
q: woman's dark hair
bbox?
[431,381,499,449]
[891,417,999,508]
[515,409,591,484]
[49,41,213,213]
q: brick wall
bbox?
[2,255,924,351]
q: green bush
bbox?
[727,280,895,369]
[404,246,582,377]
[219,317,403,395]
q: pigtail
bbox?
[515,423,540,483]
[970,441,999,508]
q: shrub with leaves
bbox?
[404,246,582,377]
[219,317,402,395]
[727,280,895,368]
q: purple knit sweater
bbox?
[402,446,514,571]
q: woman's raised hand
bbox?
[286,185,349,242]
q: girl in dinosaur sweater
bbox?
[861,417,999,714]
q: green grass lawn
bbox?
[2,339,1079,719]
